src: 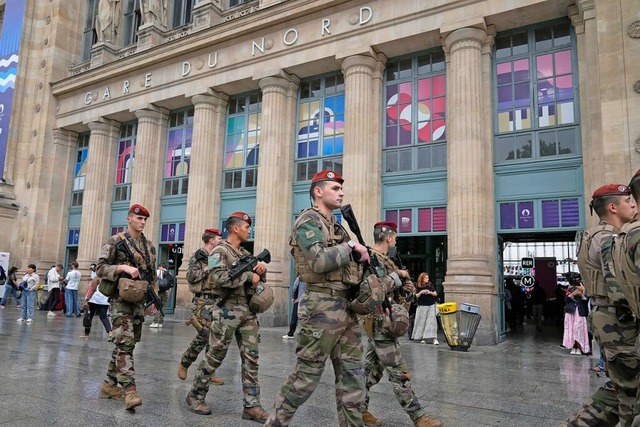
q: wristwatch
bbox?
[347,240,356,250]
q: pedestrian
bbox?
[361,221,442,427]
[530,281,546,332]
[17,264,39,324]
[562,183,638,426]
[177,227,224,385]
[64,261,82,317]
[411,273,439,345]
[282,276,306,339]
[185,212,269,422]
[149,263,172,328]
[562,283,590,355]
[0,266,21,308]
[264,170,371,427]
[97,204,158,410]
[46,264,63,316]
[80,277,112,340]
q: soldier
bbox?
[185,212,269,423]
[97,204,158,410]
[612,170,640,427]
[361,221,442,427]
[264,170,371,427]
[177,227,224,385]
[563,184,639,427]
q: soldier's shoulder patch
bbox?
[305,230,316,239]
[208,252,222,270]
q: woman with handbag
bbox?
[80,277,112,340]
[0,266,21,308]
[562,283,590,355]
[411,272,440,345]
[17,264,39,323]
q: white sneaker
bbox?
[433,339,440,345]
[282,334,294,339]
[158,324,163,328]
[16,318,24,322]
[47,311,55,316]
[420,340,426,344]
[26,319,33,324]
[570,348,578,355]
[149,323,159,328]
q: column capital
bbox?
[87,118,120,136]
[259,73,300,98]
[342,55,378,77]
[192,90,229,111]
[442,27,487,56]
[134,105,170,124]
[52,128,79,147]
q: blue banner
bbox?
[0,0,26,179]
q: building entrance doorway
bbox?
[395,235,447,298]
[499,231,578,344]
[158,243,184,315]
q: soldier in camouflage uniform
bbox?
[563,184,639,427]
[264,170,371,427]
[361,221,442,427]
[97,204,158,410]
[177,227,224,385]
[185,212,269,423]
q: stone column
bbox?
[254,73,299,327]
[177,90,228,314]
[340,54,385,237]
[130,106,169,248]
[77,119,119,272]
[442,27,498,345]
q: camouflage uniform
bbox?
[362,248,425,422]
[97,232,156,391]
[566,221,640,427]
[188,240,264,409]
[152,288,169,325]
[180,248,213,369]
[265,207,365,427]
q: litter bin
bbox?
[438,302,482,351]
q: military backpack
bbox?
[575,224,616,298]
[611,221,640,317]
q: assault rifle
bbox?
[388,246,414,305]
[115,239,164,316]
[340,204,393,314]
[217,249,271,307]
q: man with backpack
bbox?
[563,184,639,427]
[150,263,173,328]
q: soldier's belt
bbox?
[590,296,611,307]
[193,293,217,300]
[306,284,349,298]
[214,295,250,304]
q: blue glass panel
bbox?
[297,141,308,159]
[334,136,344,154]
[178,223,185,242]
[309,140,318,157]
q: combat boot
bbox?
[210,375,224,385]
[123,385,142,410]
[177,364,188,380]
[99,383,123,400]
[185,394,211,415]
[414,415,443,427]
[362,411,383,426]
[242,406,269,423]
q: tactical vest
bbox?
[612,220,640,317]
[576,223,616,299]
[187,249,209,294]
[290,207,360,289]
[208,241,254,298]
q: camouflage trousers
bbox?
[189,301,261,407]
[152,290,169,324]
[104,300,144,390]
[264,291,366,427]
[363,335,425,422]
[181,325,209,369]
[565,306,640,427]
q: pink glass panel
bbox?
[418,208,431,232]
[417,77,431,100]
[554,50,572,75]
[433,208,446,231]
[399,209,412,233]
[432,75,445,97]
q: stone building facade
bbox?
[0,0,638,344]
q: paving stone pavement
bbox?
[0,307,605,426]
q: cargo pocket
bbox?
[296,326,325,362]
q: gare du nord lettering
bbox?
[83,6,374,106]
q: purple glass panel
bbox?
[385,210,398,226]
[433,208,446,231]
[399,209,412,233]
[513,59,529,82]
[556,75,573,100]
[554,50,572,75]
[514,83,530,106]
[561,199,580,227]
[542,200,560,228]
[496,62,512,85]
[178,223,186,242]
[498,86,512,109]
[161,224,169,242]
[385,126,397,147]
[398,126,412,146]
[517,201,534,229]
[500,203,516,229]
[418,208,431,232]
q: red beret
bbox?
[591,184,630,200]
[129,204,150,217]
[632,169,640,180]
[228,212,252,226]
[374,221,397,233]
[203,228,222,237]
[311,170,344,184]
